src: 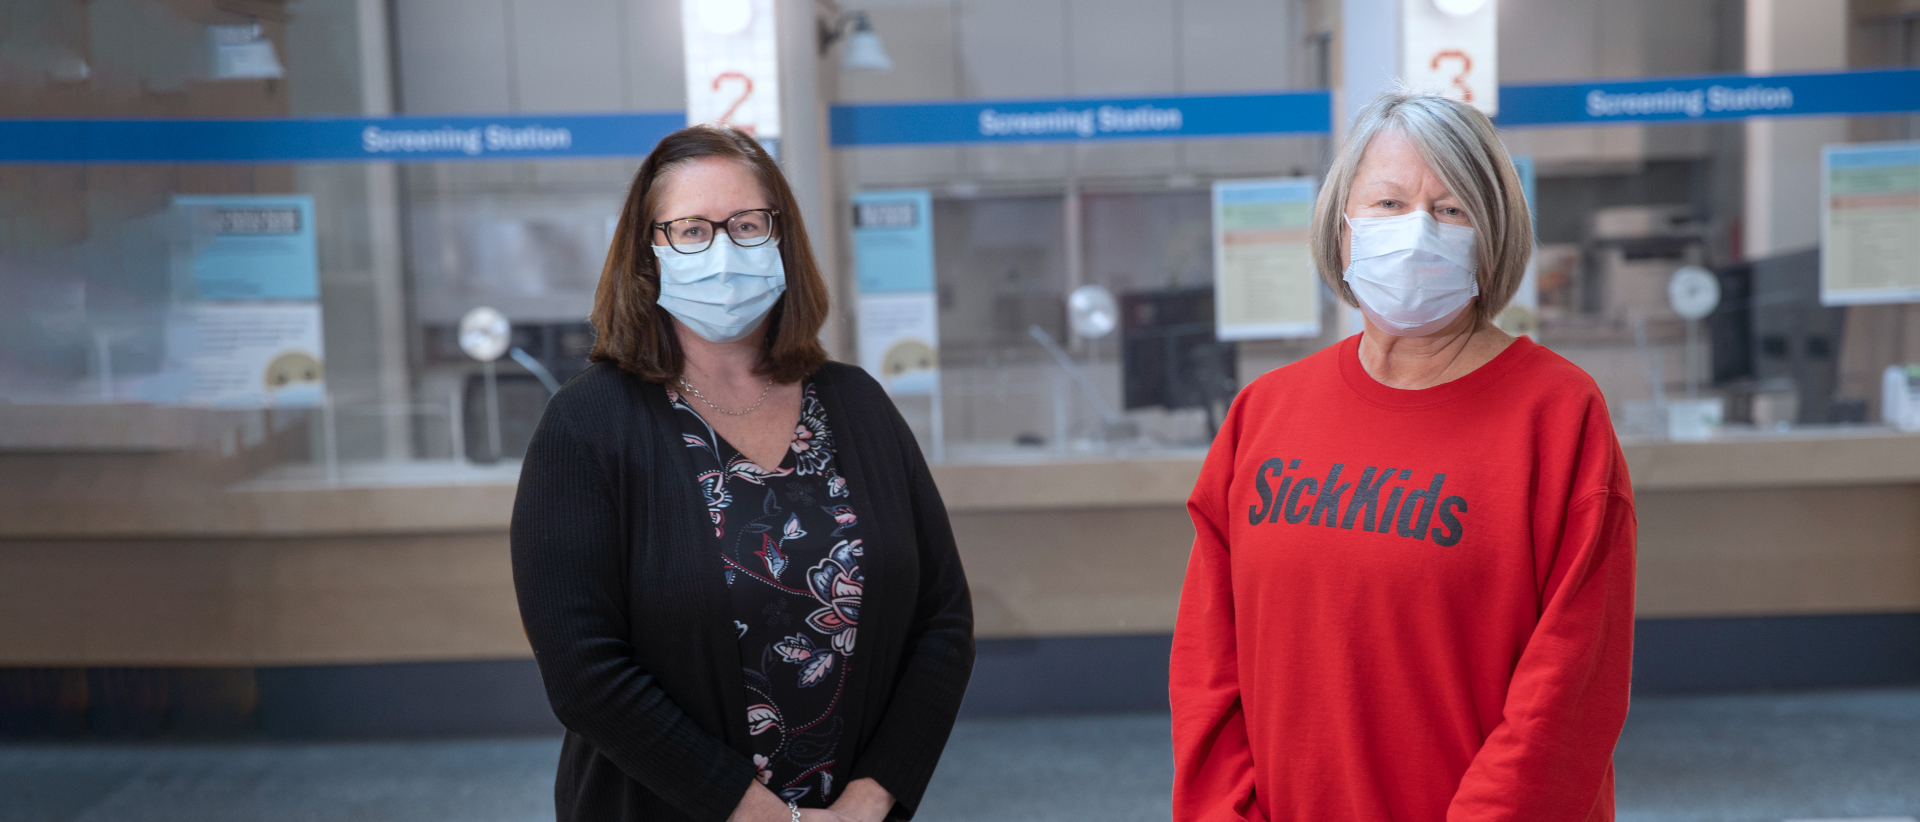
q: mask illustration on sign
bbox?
[654,236,787,343]
[1342,212,1480,336]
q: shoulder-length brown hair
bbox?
[589,125,830,384]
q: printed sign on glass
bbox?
[1822,141,1920,306]
[852,190,938,396]
[1213,178,1321,341]
[170,303,327,408]
[166,195,326,408]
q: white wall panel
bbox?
[1497,0,1642,171]
[1068,0,1177,95]
[286,0,371,115]
[843,147,967,188]
[621,0,685,110]
[1181,136,1322,178]
[1595,0,1647,79]
[831,0,1740,187]
[1498,0,1599,82]
[1181,0,1296,92]
[841,4,961,102]
[1643,0,1723,76]
[964,142,1072,182]
[1744,0,1847,255]
[957,0,1069,98]
[398,0,679,114]
[1066,0,1180,175]
[1071,141,1181,178]
[395,0,513,113]
[508,0,624,113]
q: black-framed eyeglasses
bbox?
[651,208,781,254]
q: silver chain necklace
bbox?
[678,374,775,417]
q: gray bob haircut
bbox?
[1311,91,1533,326]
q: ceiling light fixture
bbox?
[1433,0,1488,16]
[696,0,753,36]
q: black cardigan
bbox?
[510,361,974,822]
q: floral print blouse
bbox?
[668,381,867,806]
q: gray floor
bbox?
[2,688,1916,822]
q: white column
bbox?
[1339,0,1400,135]
[776,0,852,362]
[358,0,412,461]
[1743,0,1847,258]
[1338,0,1400,336]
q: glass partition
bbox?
[0,0,650,486]
[7,0,1920,486]
[845,114,1920,463]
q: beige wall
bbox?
[0,533,521,667]
[1637,484,1920,618]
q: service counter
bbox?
[2,430,1918,668]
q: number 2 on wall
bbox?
[1430,50,1473,103]
[712,71,756,134]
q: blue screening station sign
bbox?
[10,68,1920,164]
[830,91,1332,147]
[0,112,683,164]
[1498,67,1920,127]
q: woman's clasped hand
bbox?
[726,775,894,822]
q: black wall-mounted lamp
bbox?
[818,10,893,72]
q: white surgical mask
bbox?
[1342,211,1480,336]
[653,235,787,343]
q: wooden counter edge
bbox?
[2,432,1917,538]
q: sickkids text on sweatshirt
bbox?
[1245,458,1469,547]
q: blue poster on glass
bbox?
[852,190,939,398]
[852,190,935,294]
[166,195,325,408]
[174,195,318,300]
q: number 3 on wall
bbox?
[1430,50,1473,103]
[712,71,756,134]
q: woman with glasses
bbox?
[511,125,974,822]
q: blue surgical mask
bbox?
[1342,211,1480,336]
[653,236,787,343]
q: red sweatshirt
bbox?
[1171,334,1636,822]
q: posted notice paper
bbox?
[1823,142,1920,306]
[1213,177,1320,340]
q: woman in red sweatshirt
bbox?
[1171,91,1636,822]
